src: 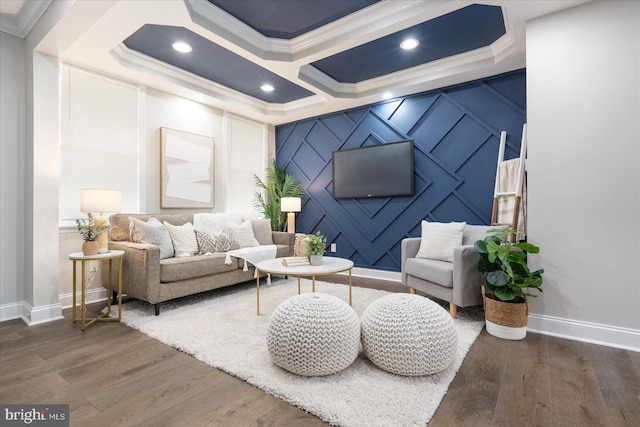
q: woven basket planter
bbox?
[482,286,528,340]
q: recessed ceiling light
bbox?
[383,92,393,100]
[172,42,192,53]
[260,84,275,92]
[400,38,419,50]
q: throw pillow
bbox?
[252,219,274,245]
[129,217,174,259]
[163,221,199,257]
[195,228,240,254]
[416,221,466,263]
[229,220,260,248]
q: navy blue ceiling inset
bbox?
[311,4,506,83]
[208,0,381,39]
[123,24,315,103]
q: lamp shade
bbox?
[81,189,122,214]
[280,197,301,213]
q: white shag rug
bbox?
[119,278,484,427]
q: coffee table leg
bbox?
[349,268,353,306]
[297,276,301,294]
[312,275,316,292]
[256,269,260,315]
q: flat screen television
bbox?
[332,140,414,199]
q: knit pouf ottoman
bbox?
[361,293,457,376]
[267,293,360,376]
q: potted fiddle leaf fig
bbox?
[474,228,544,340]
[307,231,327,266]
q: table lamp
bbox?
[81,189,122,253]
[280,197,301,233]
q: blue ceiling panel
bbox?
[208,0,381,39]
[310,4,505,83]
[123,24,315,103]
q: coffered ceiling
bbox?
[2,0,588,125]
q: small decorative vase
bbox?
[295,236,310,257]
[309,254,323,266]
[82,241,99,256]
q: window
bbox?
[225,114,266,213]
[59,65,140,226]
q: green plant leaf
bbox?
[514,242,540,253]
[474,240,488,254]
[494,287,516,301]
[487,270,510,287]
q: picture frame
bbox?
[160,127,215,209]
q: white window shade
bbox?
[59,65,140,226]
[226,114,266,213]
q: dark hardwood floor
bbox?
[1,275,638,427]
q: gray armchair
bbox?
[401,224,499,318]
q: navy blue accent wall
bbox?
[276,70,526,272]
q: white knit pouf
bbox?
[267,293,360,377]
[361,293,457,376]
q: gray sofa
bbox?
[102,213,294,315]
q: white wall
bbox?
[0,32,26,320]
[526,0,640,349]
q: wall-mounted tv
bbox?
[332,140,414,199]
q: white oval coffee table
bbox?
[255,256,354,315]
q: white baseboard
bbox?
[528,313,640,351]
[0,288,108,325]
[0,301,24,322]
[350,267,401,282]
[1,301,65,326]
[59,287,109,309]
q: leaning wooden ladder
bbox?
[491,124,527,242]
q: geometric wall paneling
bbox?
[276,69,526,271]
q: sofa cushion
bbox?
[416,221,466,262]
[111,213,193,241]
[230,220,260,248]
[160,253,237,283]
[252,219,274,245]
[404,257,454,288]
[164,221,198,257]
[129,217,174,259]
[196,229,240,254]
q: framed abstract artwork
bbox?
[160,127,215,209]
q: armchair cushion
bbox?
[404,258,454,288]
[416,221,466,262]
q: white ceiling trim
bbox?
[298,30,517,99]
[185,0,467,64]
[110,43,326,118]
[0,0,52,38]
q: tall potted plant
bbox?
[254,159,303,232]
[474,228,544,340]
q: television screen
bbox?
[332,140,414,199]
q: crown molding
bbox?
[0,0,52,38]
[298,30,517,99]
[110,43,325,120]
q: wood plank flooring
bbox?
[1,275,638,427]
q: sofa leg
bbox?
[112,291,118,305]
[449,303,457,319]
[154,304,160,316]
[409,288,416,294]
